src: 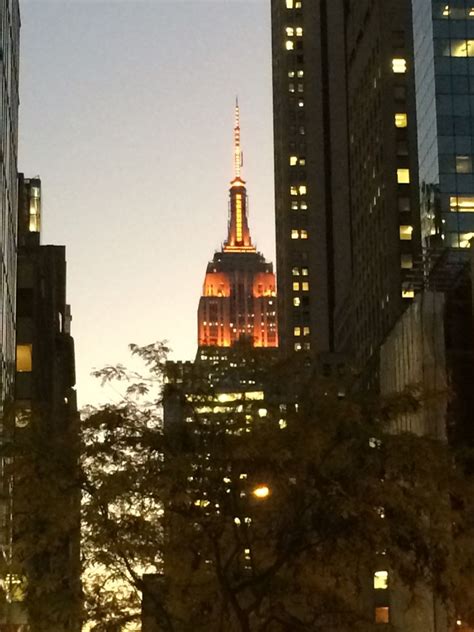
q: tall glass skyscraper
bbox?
[0,0,20,406]
[413,0,474,250]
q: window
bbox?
[375,607,390,624]
[291,201,299,210]
[374,571,388,590]
[288,70,295,77]
[395,113,408,128]
[297,70,304,77]
[459,232,474,248]
[291,230,300,239]
[292,267,300,276]
[286,27,294,36]
[293,297,301,307]
[290,186,298,196]
[398,197,410,212]
[294,327,301,336]
[300,229,308,239]
[456,155,472,173]
[296,27,303,36]
[293,282,300,291]
[288,83,295,93]
[298,99,304,108]
[392,58,407,73]
[299,185,307,194]
[402,289,415,298]
[400,225,413,240]
[290,156,298,165]
[285,41,294,50]
[302,282,309,291]
[401,253,413,269]
[286,0,294,7]
[397,168,410,184]
[294,342,302,351]
[450,195,474,211]
[302,267,309,276]
[16,345,32,372]
[450,40,474,57]
[303,326,310,336]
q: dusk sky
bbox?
[19,0,275,406]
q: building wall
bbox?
[344,0,421,371]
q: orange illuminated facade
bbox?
[198,101,278,348]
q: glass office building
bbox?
[413,0,474,249]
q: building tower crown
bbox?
[224,99,256,253]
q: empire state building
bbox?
[197,102,278,348]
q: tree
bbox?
[80,342,474,631]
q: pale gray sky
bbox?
[19,0,275,405]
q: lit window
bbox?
[292,267,300,276]
[296,27,303,36]
[402,289,415,299]
[286,0,294,7]
[286,41,294,50]
[288,70,295,77]
[302,282,309,291]
[302,267,309,276]
[295,0,301,6]
[443,5,450,17]
[286,27,294,36]
[303,326,310,336]
[290,156,298,166]
[300,201,308,210]
[397,168,410,184]
[297,70,304,77]
[288,83,295,93]
[375,607,390,624]
[300,230,308,239]
[16,345,32,372]
[293,282,300,291]
[298,99,304,108]
[293,297,301,307]
[303,342,311,350]
[291,201,298,210]
[456,155,472,173]
[401,254,413,269]
[450,196,474,211]
[470,8,474,17]
[450,40,474,56]
[294,342,302,351]
[291,230,299,239]
[294,327,301,336]
[392,58,407,73]
[290,186,298,196]
[395,113,408,128]
[374,571,388,590]
[400,225,413,240]
[299,185,307,195]
[459,232,474,248]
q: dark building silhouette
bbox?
[197,102,278,349]
[12,175,81,631]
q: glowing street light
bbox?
[252,485,270,499]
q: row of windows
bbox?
[439,5,474,19]
[291,229,308,239]
[285,0,302,9]
[293,326,310,336]
[293,281,309,291]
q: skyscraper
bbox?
[270,0,351,358]
[197,102,278,349]
[0,0,20,406]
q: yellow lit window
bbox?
[374,571,388,590]
[299,185,307,195]
[400,225,413,240]
[298,99,304,108]
[297,70,304,77]
[293,297,301,307]
[302,282,309,291]
[291,230,299,239]
[302,267,309,276]
[459,232,474,248]
[375,607,390,624]
[291,201,299,210]
[300,201,308,210]
[401,254,413,269]
[397,168,410,184]
[285,41,294,50]
[296,27,303,36]
[289,83,295,93]
[294,327,301,336]
[450,196,474,211]
[443,5,450,17]
[293,282,300,291]
[402,289,415,299]
[290,156,298,165]
[392,58,407,73]
[286,0,294,7]
[300,230,308,239]
[395,113,408,128]
[286,27,294,36]
[292,267,300,276]
[470,8,474,17]
[290,186,298,196]
[450,40,474,56]
[303,326,310,336]
[294,342,302,351]
[295,0,301,6]
[16,345,32,372]
[288,70,295,78]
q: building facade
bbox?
[12,176,82,631]
[0,0,20,406]
[197,103,278,349]
[270,0,351,357]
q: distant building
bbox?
[197,102,278,349]
[12,176,82,631]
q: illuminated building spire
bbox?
[224,99,256,252]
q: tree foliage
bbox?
[79,343,474,632]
